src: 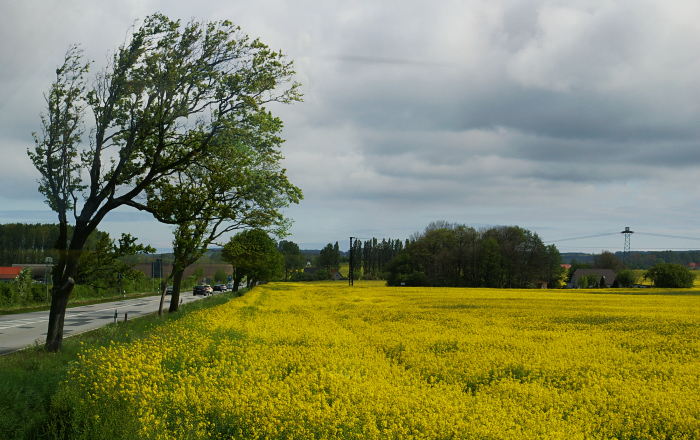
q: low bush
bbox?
[644,263,694,288]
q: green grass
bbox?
[0,288,247,440]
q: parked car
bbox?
[193,285,208,296]
[166,285,173,295]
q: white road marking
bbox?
[0,303,156,330]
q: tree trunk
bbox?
[45,280,75,351]
[233,274,244,293]
[168,269,185,313]
[158,273,173,317]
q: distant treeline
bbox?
[0,223,105,266]
[384,221,564,288]
[0,223,62,266]
[562,250,700,269]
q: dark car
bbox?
[193,285,208,296]
[166,285,173,295]
[213,284,227,292]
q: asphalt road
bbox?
[0,291,213,355]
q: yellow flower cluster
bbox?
[55,282,700,439]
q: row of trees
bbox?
[384,222,564,288]
[29,14,302,350]
[356,238,405,279]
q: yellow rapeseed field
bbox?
[54,282,700,439]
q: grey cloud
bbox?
[3,0,700,252]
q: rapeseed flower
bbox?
[54,282,700,439]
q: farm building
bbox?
[569,268,617,288]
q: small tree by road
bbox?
[222,229,283,291]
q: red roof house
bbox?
[0,267,21,282]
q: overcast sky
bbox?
[2,0,700,253]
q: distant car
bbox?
[203,284,213,294]
[226,283,234,290]
[213,284,227,292]
[165,285,173,295]
[193,285,208,296]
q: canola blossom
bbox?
[54,282,700,439]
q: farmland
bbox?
[52,282,700,439]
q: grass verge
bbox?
[0,288,247,440]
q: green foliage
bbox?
[593,251,624,273]
[13,268,34,302]
[317,242,341,278]
[577,275,589,289]
[31,284,46,303]
[77,232,155,293]
[385,222,563,288]
[192,267,205,283]
[213,268,228,283]
[615,269,637,287]
[585,274,599,288]
[360,238,404,278]
[0,283,15,306]
[278,240,305,280]
[644,263,695,288]
[222,229,284,289]
[0,223,59,266]
[29,13,302,349]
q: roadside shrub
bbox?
[644,263,694,288]
[31,284,46,303]
[13,268,33,302]
[0,283,14,306]
[71,285,97,300]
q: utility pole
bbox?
[44,256,53,305]
[349,237,355,286]
[621,227,634,266]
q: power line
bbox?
[636,232,700,241]
[544,232,618,244]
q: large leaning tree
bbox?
[146,122,302,315]
[28,14,301,351]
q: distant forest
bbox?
[562,251,700,269]
[0,223,109,266]
[0,223,63,265]
[0,223,221,266]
